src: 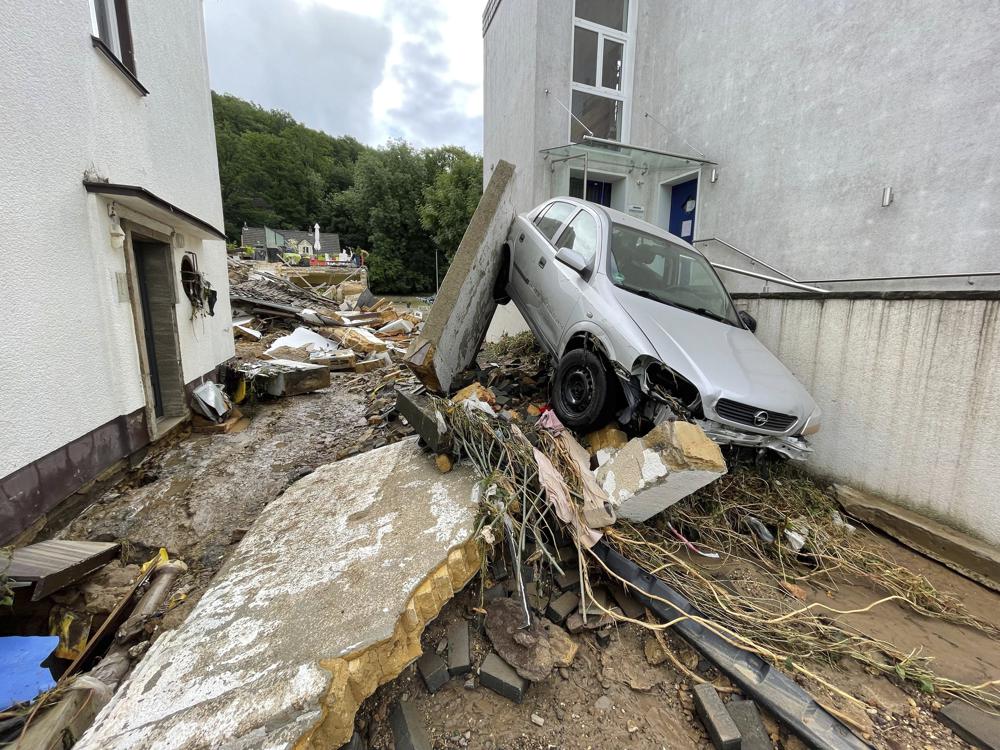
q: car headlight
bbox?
[801,408,822,436]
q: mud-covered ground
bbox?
[355,537,998,750]
[57,382,368,626]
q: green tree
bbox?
[338,141,439,293]
[420,149,483,262]
[212,92,367,240]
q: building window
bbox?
[570,0,632,142]
[89,0,136,74]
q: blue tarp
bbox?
[0,636,59,709]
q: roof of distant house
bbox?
[241,226,342,254]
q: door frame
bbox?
[657,168,703,240]
[120,218,184,441]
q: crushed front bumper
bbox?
[695,419,813,460]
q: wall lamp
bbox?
[882,186,894,207]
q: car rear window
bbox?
[534,202,576,242]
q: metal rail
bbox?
[699,237,1000,287]
[695,237,800,282]
[711,263,829,293]
[802,271,1000,284]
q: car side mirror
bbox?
[738,310,757,332]
[554,247,590,278]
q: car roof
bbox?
[541,196,703,255]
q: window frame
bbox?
[554,208,601,266]
[569,0,637,143]
[89,0,147,96]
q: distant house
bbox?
[241,225,341,256]
[1,1,234,542]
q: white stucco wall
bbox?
[738,295,1000,546]
[0,1,233,479]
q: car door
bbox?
[539,208,602,350]
[511,201,576,351]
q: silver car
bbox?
[496,197,821,459]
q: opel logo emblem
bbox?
[753,410,769,427]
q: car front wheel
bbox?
[552,348,612,430]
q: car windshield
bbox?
[607,223,741,326]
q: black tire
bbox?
[552,348,613,430]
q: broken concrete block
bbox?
[404,160,516,392]
[417,652,448,694]
[595,420,727,522]
[725,701,770,750]
[447,621,471,677]
[390,701,432,750]
[453,382,496,409]
[586,425,628,454]
[326,326,388,353]
[939,699,1000,749]
[692,683,741,750]
[73,438,481,750]
[260,359,332,397]
[395,390,452,454]
[479,653,528,703]
[546,591,579,625]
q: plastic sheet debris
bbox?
[0,635,59,709]
[264,327,339,356]
[191,381,233,423]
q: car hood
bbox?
[612,287,817,421]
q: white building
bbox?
[0,1,234,543]
[483,0,1000,546]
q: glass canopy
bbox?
[541,136,716,173]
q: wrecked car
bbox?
[495,197,820,459]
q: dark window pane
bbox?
[575,0,628,31]
[571,91,622,142]
[535,202,577,241]
[572,27,598,86]
[602,39,623,91]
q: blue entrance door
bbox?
[668,177,698,242]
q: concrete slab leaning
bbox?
[404,160,516,393]
[595,421,727,522]
[74,437,482,750]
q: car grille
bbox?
[714,399,797,432]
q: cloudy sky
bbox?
[202,0,484,152]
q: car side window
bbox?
[555,211,599,265]
[534,201,576,242]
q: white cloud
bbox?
[203,0,483,152]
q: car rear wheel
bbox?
[552,348,612,430]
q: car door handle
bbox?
[538,257,546,269]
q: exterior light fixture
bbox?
[710,168,718,183]
[881,186,893,207]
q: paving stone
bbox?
[394,391,452,454]
[939,699,1000,749]
[479,653,528,703]
[692,683,741,750]
[484,583,506,601]
[595,629,612,648]
[609,582,644,620]
[545,592,580,625]
[554,570,580,592]
[390,701,432,750]
[447,621,472,677]
[581,586,611,615]
[725,701,770,750]
[417,652,449,694]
